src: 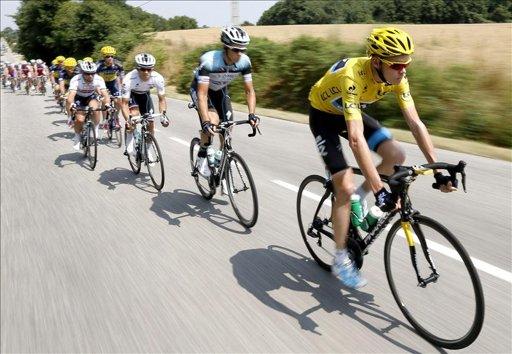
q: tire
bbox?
[86,123,97,170]
[126,130,141,174]
[296,175,336,271]
[189,137,214,200]
[225,152,258,228]
[384,214,484,349]
[144,133,165,191]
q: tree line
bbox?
[4,0,197,63]
[258,0,512,25]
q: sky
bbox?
[0,0,278,30]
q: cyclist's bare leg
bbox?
[331,167,355,249]
[359,139,406,194]
[74,113,85,135]
[89,99,101,136]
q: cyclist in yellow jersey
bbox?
[308,27,456,289]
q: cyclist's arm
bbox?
[66,90,76,113]
[243,80,256,115]
[401,105,437,164]
[155,74,166,113]
[346,118,384,193]
[197,82,210,123]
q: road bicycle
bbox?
[296,161,484,349]
[73,106,107,170]
[190,119,260,228]
[124,112,165,191]
[101,97,122,148]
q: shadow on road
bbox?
[51,119,67,126]
[54,152,93,170]
[97,167,158,193]
[230,245,444,353]
[150,188,250,234]
[44,110,64,115]
[47,131,74,142]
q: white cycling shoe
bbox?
[196,157,210,178]
[72,134,81,151]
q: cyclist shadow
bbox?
[44,110,64,115]
[47,131,74,142]
[97,167,158,193]
[54,152,91,170]
[150,188,250,234]
[230,246,443,353]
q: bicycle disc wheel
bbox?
[86,124,97,170]
[296,175,337,271]
[126,130,141,174]
[225,152,258,228]
[384,214,484,349]
[144,133,165,191]
[189,137,214,200]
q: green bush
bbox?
[175,36,511,148]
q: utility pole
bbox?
[231,0,240,25]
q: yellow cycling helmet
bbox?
[51,59,58,65]
[100,46,116,57]
[82,57,94,62]
[366,27,414,58]
[63,57,77,68]
[55,55,66,63]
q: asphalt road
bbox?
[1,45,511,353]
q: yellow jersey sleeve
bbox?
[341,77,363,121]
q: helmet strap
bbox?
[375,60,392,85]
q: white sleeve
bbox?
[155,74,165,95]
[121,77,131,99]
[69,76,78,91]
[95,76,106,90]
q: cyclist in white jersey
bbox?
[190,26,260,177]
[121,53,169,156]
[67,61,111,150]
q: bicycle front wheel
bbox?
[296,175,337,271]
[189,137,214,200]
[225,152,258,228]
[126,130,141,174]
[144,133,165,191]
[384,214,484,349]
[86,124,97,170]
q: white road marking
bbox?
[169,136,189,147]
[272,179,512,284]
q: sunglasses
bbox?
[230,48,246,53]
[83,72,94,76]
[380,57,410,71]
[104,55,114,58]
[137,67,153,72]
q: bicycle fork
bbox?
[401,220,439,288]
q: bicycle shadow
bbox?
[47,131,74,142]
[44,110,64,115]
[150,188,250,234]
[230,245,445,353]
[54,152,91,170]
[97,167,158,194]
[52,119,67,126]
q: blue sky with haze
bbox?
[1,1,277,30]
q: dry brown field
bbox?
[153,23,511,73]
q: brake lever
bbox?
[248,125,261,137]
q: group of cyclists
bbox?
[2,26,456,290]
[1,58,49,94]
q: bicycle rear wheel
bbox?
[225,152,258,228]
[144,133,165,191]
[384,214,484,349]
[296,175,336,271]
[85,123,97,170]
[189,137,214,200]
[126,130,141,174]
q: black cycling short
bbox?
[309,106,392,174]
[190,84,234,123]
[74,94,97,107]
[128,91,154,115]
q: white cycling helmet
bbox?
[135,53,156,69]
[36,59,43,64]
[79,61,97,74]
[221,26,250,49]
[30,59,36,64]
